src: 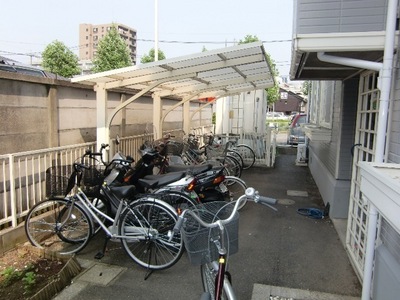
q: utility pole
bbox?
[154,0,159,62]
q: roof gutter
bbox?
[317,0,397,299]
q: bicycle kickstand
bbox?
[94,235,111,259]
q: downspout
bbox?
[317,0,397,299]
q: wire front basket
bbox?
[181,201,239,265]
[45,165,104,197]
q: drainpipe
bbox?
[318,0,398,299]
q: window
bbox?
[93,28,98,33]
[318,81,334,129]
[93,36,98,41]
[309,80,337,129]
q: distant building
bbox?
[79,23,137,65]
[273,87,307,115]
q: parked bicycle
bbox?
[171,187,277,300]
[211,134,256,170]
[25,149,184,271]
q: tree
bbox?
[92,25,132,73]
[239,34,279,105]
[302,81,311,95]
[42,40,80,78]
[140,48,166,63]
[238,34,259,44]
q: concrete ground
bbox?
[53,150,362,300]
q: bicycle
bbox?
[212,134,256,170]
[172,187,277,299]
[25,150,184,271]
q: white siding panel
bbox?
[295,0,388,34]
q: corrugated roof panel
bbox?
[72,42,275,98]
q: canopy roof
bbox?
[72,41,275,98]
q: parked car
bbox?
[287,113,307,144]
[0,60,69,80]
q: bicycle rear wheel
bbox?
[119,197,184,270]
[233,144,255,169]
[222,155,242,178]
[227,149,244,170]
[25,198,92,255]
[154,190,198,214]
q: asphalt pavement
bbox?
[53,150,362,300]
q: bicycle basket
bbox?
[165,141,184,156]
[81,166,104,196]
[181,201,239,265]
[45,165,104,197]
[45,165,73,197]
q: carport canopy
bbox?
[71,41,275,150]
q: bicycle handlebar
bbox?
[172,187,277,235]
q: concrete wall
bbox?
[0,71,211,155]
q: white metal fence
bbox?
[0,143,97,228]
[0,127,208,229]
[0,125,274,230]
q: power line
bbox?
[137,38,292,44]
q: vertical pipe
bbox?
[154,0,159,62]
[8,154,17,227]
[362,1,398,299]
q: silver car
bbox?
[287,113,307,144]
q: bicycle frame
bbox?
[63,185,158,242]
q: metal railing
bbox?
[0,125,274,230]
[0,142,97,228]
[0,126,214,230]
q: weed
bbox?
[22,271,37,292]
[0,267,22,287]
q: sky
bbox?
[0,0,294,76]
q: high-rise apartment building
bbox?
[79,23,137,65]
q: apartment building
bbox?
[79,23,137,65]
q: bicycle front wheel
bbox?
[119,198,184,270]
[201,262,233,300]
[25,198,92,255]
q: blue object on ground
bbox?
[297,208,324,219]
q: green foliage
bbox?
[92,25,132,72]
[0,267,22,287]
[302,81,311,95]
[239,34,280,105]
[22,271,36,292]
[140,48,166,63]
[1,263,37,292]
[238,34,259,44]
[42,40,80,78]
[266,119,290,131]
